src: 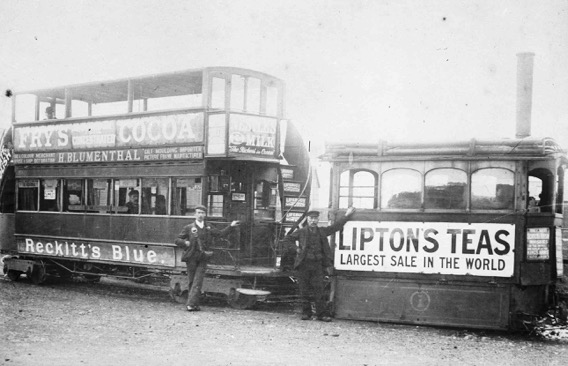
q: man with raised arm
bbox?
[284,206,356,322]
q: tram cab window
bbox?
[381,169,421,209]
[113,179,140,214]
[339,170,377,209]
[39,179,60,212]
[424,169,467,210]
[171,177,202,216]
[208,194,224,217]
[528,168,553,213]
[17,179,39,211]
[87,179,111,213]
[141,178,169,215]
[64,179,85,212]
[556,166,564,214]
[254,180,278,219]
[471,168,514,210]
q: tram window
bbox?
[211,77,226,109]
[39,179,60,212]
[14,94,36,122]
[86,179,111,213]
[92,101,127,117]
[339,170,377,209]
[147,95,195,111]
[471,168,514,210]
[64,179,85,212]
[424,169,467,210]
[0,166,16,213]
[71,100,90,118]
[17,179,38,211]
[208,194,224,217]
[265,84,278,117]
[556,166,564,214]
[230,75,245,112]
[113,179,140,214]
[141,178,169,215]
[528,168,554,213]
[381,169,421,209]
[172,177,202,216]
[254,180,277,219]
[246,77,261,114]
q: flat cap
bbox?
[306,210,320,217]
[194,204,207,212]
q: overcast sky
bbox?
[1,0,567,153]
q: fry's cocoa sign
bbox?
[18,237,176,267]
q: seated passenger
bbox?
[126,190,139,214]
[44,106,56,120]
[155,195,167,215]
[527,196,540,213]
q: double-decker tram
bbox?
[0,67,310,308]
[320,137,566,329]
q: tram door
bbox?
[208,161,279,267]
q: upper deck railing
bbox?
[323,137,566,161]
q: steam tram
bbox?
[320,137,566,329]
[0,67,310,308]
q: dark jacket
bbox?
[175,221,233,263]
[284,215,349,269]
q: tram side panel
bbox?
[329,213,544,330]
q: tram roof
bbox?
[322,137,566,160]
[14,67,282,105]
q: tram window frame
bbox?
[39,179,60,212]
[86,178,112,213]
[424,168,467,210]
[339,169,377,209]
[171,177,203,216]
[208,193,224,217]
[471,168,515,211]
[141,177,169,215]
[64,178,86,212]
[113,178,141,214]
[381,168,422,210]
[17,179,39,211]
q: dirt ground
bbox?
[1,274,568,366]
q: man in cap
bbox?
[175,205,240,311]
[284,206,355,321]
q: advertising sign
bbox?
[335,221,515,277]
[228,114,277,156]
[13,112,204,152]
[13,146,203,165]
[18,237,176,268]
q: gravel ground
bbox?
[1,274,568,366]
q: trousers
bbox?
[186,259,207,307]
[297,260,327,317]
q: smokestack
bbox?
[515,52,535,139]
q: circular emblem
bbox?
[410,291,430,312]
[229,132,245,145]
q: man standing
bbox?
[284,207,355,321]
[175,205,239,311]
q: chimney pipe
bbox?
[515,52,535,139]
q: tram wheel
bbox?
[83,274,101,282]
[227,288,257,310]
[4,264,21,281]
[30,265,46,285]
